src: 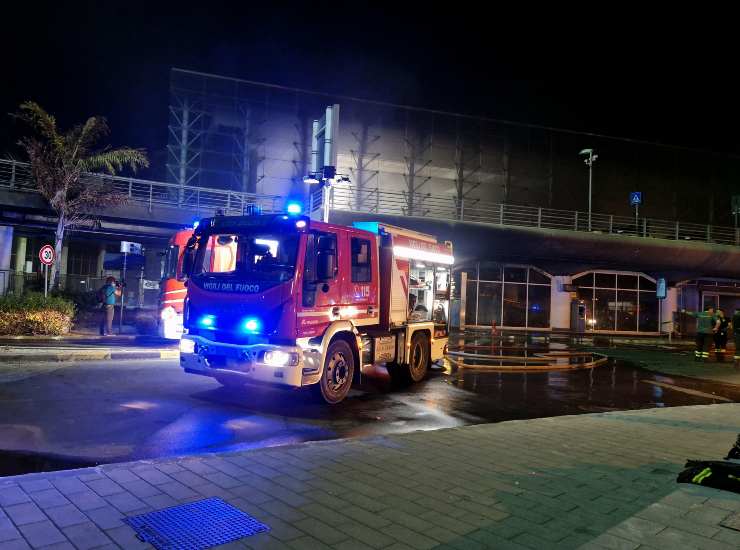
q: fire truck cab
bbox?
[179,213,453,404]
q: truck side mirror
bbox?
[179,248,196,281]
[316,251,335,281]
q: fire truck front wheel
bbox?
[316,339,355,404]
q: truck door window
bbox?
[351,238,371,283]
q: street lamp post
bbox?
[579,148,598,231]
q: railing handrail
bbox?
[2,158,739,247]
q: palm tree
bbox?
[15,101,149,288]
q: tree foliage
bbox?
[15,101,149,225]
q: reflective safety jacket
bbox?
[686,311,717,334]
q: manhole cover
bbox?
[124,497,270,549]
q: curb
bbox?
[0,349,179,363]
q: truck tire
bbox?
[388,332,430,384]
[317,339,355,404]
[407,332,430,382]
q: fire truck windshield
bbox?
[194,231,299,283]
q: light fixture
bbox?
[393,246,454,265]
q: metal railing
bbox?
[328,186,740,246]
[2,158,739,246]
[0,159,285,216]
[0,270,160,307]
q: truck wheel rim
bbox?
[410,343,424,375]
[327,352,349,393]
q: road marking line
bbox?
[641,380,733,402]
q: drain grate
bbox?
[123,497,270,549]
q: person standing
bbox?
[732,308,740,367]
[684,306,716,362]
[714,309,729,362]
[98,277,121,336]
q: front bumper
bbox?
[180,334,319,388]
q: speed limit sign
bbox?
[39,244,55,266]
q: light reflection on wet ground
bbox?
[0,349,739,474]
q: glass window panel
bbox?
[639,277,657,290]
[573,273,593,287]
[465,280,478,325]
[719,295,740,318]
[618,274,637,289]
[458,264,478,280]
[595,273,617,288]
[594,288,616,330]
[577,288,594,325]
[527,284,550,328]
[504,266,526,283]
[529,268,550,285]
[616,290,638,331]
[639,292,659,332]
[477,282,502,325]
[503,283,526,326]
[478,263,501,281]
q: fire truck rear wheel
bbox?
[388,332,430,384]
[317,339,355,404]
[407,332,430,382]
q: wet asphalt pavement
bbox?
[0,356,739,475]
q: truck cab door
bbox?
[297,230,340,337]
[341,233,379,326]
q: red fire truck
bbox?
[178,213,453,404]
[158,228,193,339]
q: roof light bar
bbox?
[393,246,454,265]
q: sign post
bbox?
[119,241,142,334]
[38,245,56,298]
[630,192,642,234]
[732,195,740,228]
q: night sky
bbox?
[2,3,738,172]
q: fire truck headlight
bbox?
[180,338,195,354]
[161,306,176,321]
[241,317,261,334]
[263,350,299,367]
[198,314,216,329]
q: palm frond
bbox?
[15,101,65,152]
[78,148,149,174]
[69,117,110,161]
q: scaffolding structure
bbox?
[167,68,740,226]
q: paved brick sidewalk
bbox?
[1,404,740,549]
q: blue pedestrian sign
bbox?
[630,192,642,206]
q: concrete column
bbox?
[13,236,27,295]
[550,275,572,330]
[661,287,678,334]
[96,245,106,277]
[0,226,13,294]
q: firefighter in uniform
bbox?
[684,306,717,362]
[732,308,740,367]
[714,309,729,362]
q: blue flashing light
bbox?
[242,317,261,334]
[352,221,380,234]
[192,220,200,230]
[198,314,216,329]
[286,202,302,215]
